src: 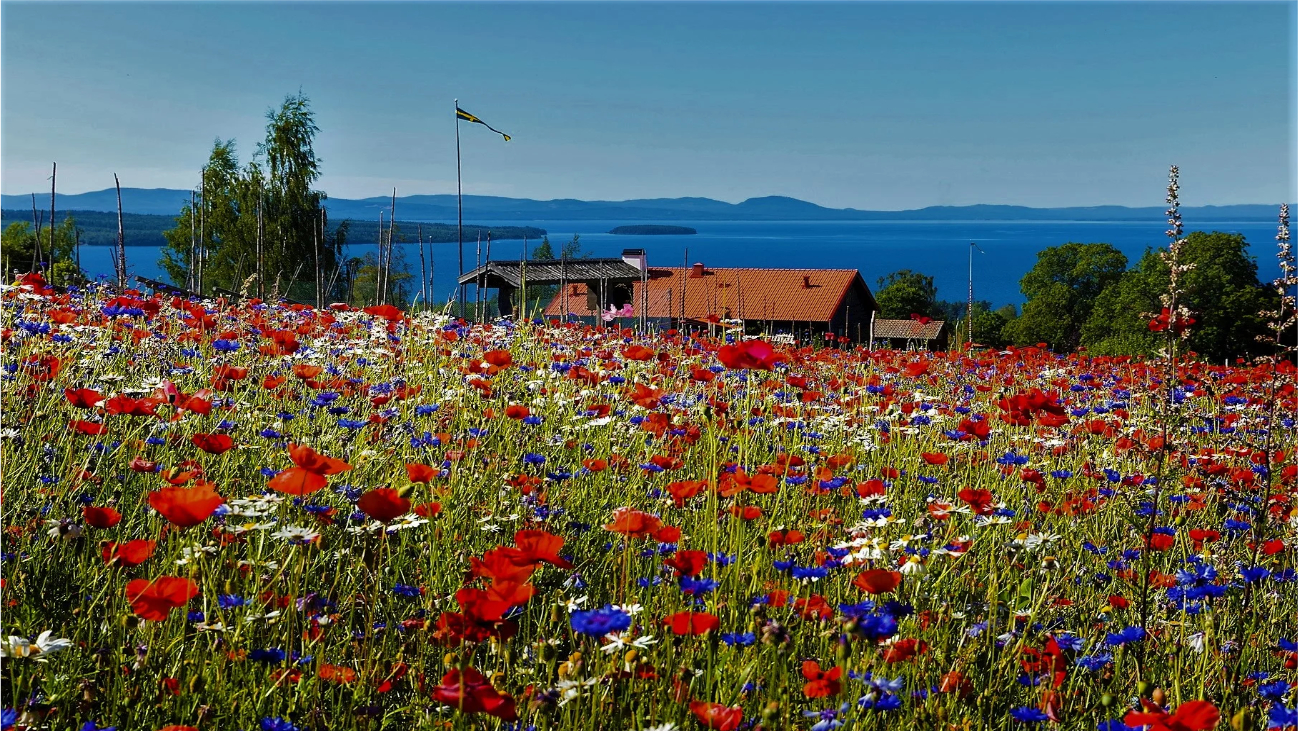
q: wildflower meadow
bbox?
[1,216,1297,729]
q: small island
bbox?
[608,224,697,235]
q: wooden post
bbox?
[31,193,41,272]
[417,224,427,309]
[198,168,205,295]
[474,231,482,321]
[455,98,464,320]
[189,191,197,291]
[375,210,384,305]
[114,174,126,290]
[49,162,56,274]
[384,188,396,304]
[484,231,492,320]
[256,192,265,300]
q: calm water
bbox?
[79,219,1285,309]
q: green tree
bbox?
[1081,231,1277,361]
[161,94,338,301]
[3,216,82,285]
[561,233,590,260]
[531,235,555,260]
[1002,242,1127,351]
[955,302,1011,349]
[875,269,940,319]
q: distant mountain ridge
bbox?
[0,188,1288,222]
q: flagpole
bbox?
[967,241,973,349]
[456,98,464,320]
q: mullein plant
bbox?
[1230,203,1300,693]
[1134,165,1197,677]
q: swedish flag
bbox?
[456,107,510,141]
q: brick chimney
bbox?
[690,262,705,278]
[802,275,811,288]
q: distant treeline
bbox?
[0,209,546,247]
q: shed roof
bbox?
[544,265,873,323]
[872,319,946,341]
[458,258,643,287]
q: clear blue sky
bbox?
[2,1,1295,208]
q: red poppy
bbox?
[357,488,411,523]
[663,549,709,577]
[622,345,655,361]
[688,701,743,731]
[921,452,949,466]
[293,364,323,380]
[881,638,929,663]
[105,394,160,417]
[431,666,517,721]
[363,304,404,322]
[957,487,996,516]
[730,505,763,520]
[604,507,664,539]
[125,576,200,621]
[716,340,781,371]
[71,419,107,435]
[801,660,843,697]
[471,548,536,585]
[663,611,720,636]
[504,404,531,420]
[483,349,513,368]
[652,525,681,543]
[64,387,104,409]
[318,664,358,683]
[667,480,707,505]
[853,569,902,595]
[1144,533,1176,551]
[102,539,156,567]
[414,502,443,517]
[583,458,608,472]
[1123,699,1219,731]
[767,528,804,547]
[268,444,352,495]
[148,483,224,528]
[83,505,122,529]
[433,588,518,645]
[903,361,932,378]
[406,463,437,483]
[512,529,573,569]
[748,473,779,494]
[191,433,235,455]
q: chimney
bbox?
[690,262,705,278]
[802,275,811,288]
[621,248,647,272]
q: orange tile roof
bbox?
[543,266,870,323]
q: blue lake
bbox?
[78,218,1285,310]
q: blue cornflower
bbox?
[1269,703,1298,729]
[217,594,246,609]
[212,339,240,352]
[1076,653,1113,672]
[393,584,422,598]
[523,453,546,466]
[680,577,719,595]
[260,718,299,731]
[1010,707,1050,724]
[721,632,756,646]
[1105,626,1145,646]
[569,605,631,637]
[248,647,286,663]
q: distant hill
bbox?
[1,188,1289,222]
[0,209,545,249]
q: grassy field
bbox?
[1,275,1295,731]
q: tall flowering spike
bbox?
[1157,164,1195,335]
[1262,203,1298,346]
